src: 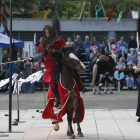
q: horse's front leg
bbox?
[66,106,74,138]
[73,98,84,137]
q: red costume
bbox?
[37,38,66,99]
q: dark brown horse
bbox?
[51,47,86,139]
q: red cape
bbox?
[42,74,85,124]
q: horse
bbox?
[49,47,86,139]
[91,53,117,94]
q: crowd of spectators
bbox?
[0,34,139,91]
[65,34,139,90]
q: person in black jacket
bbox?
[128,35,138,56]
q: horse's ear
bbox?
[71,45,74,49]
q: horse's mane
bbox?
[51,47,74,75]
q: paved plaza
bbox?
[0,90,139,140]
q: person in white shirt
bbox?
[66,37,73,47]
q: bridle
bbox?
[61,50,81,69]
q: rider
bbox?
[25,25,88,107]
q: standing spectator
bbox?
[137,52,140,64]
[16,51,24,74]
[23,51,31,78]
[34,37,43,49]
[83,36,92,60]
[101,37,109,54]
[114,57,126,89]
[92,37,100,52]
[117,36,127,59]
[109,37,117,54]
[88,46,100,71]
[2,50,9,67]
[127,48,137,64]
[34,58,44,71]
[31,64,37,73]
[128,35,138,55]
[125,63,134,89]
[73,35,83,59]
[66,37,73,47]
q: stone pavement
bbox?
[0,109,140,140]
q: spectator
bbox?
[125,63,134,89]
[114,57,126,89]
[5,62,17,77]
[135,63,140,85]
[34,58,44,71]
[73,35,83,59]
[137,52,140,64]
[128,35,138,56]
[101,37,109,54]
[127,48,137,64]
[0,67,6,80]
[88,46,100,71]
[117,36,127,59]
[109,37,117,54]
[23,51,31,78]
[2,50,10,68]
[83,36,92,60]
[16,51,24,74]
[34,37,43,48]
[131,61,137,70]
[31,64,37,73]
[66,37,73,47]
[92,37,100,52]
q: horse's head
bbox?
[61,47,86,72]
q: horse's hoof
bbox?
[109,90,113,94]
[69,134,75,139]
[67,131,74,136]
[77,133,84,137]
[104,91,107,93]
[54,124,59,131]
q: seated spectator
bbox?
[131,61,137,70]
[128,35,138,56]
[2,50,10,68]
[65,43,71,47]
[66,37,73,47]
[88,46,100,71]
[101,37,109,54]
[127,48,137,65]
[117,36,127,59]
[137,52,140,64]
[109,37,117,54]
[5,62,17,77]
[125,63,134,89]
[114,57,126,89]
[35,58,44,71]
[73,35,83,59]
[31,64,37,73]
[92,37,100,52]
[0,67,6,80]
[83,36,92,60]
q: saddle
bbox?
[99,55,111,66]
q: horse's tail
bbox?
[91,64,98,86]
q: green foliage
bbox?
[0,0,139,19]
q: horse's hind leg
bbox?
[73,98,84,137]
[66,107,74,137]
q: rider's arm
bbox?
[30,52,45,61]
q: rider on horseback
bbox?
[25,25,89,107]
